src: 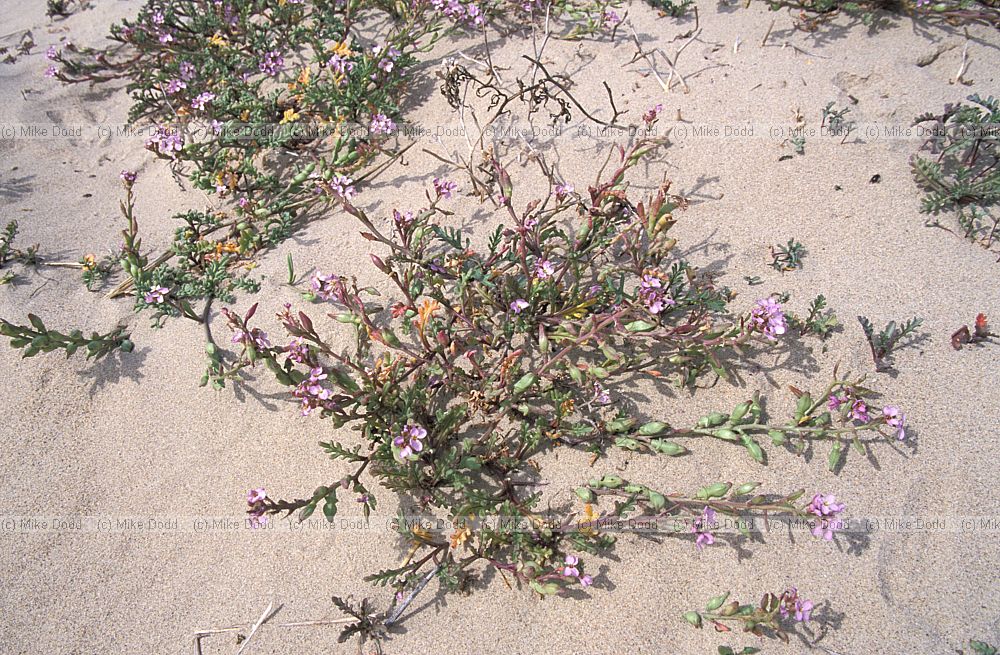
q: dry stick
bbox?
[234,600,282,655]
[385,562,445,626]
[659,27,702,93]
[952,37,970,85]
[761,18,776,47]
[628,26,670,93]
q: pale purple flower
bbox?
[882,405,906,440]
[579,574,593,587]
[643,103,663,124]
[533,259,555,279]
[602,8,621,26]
[806,493,845,541]
[165,78,186,95]
[329,174,356,200]
[144,285,169,304]
[310,271,342,302]
[749,297,787,340]
[158,31,174,45]
[394,423,427,460]
[327,54,355,76]
[555,183,574,200]
[45,46,58,61]
[849,399,870,423]
[369,113,395,135]
[120,170,137,185]
[393,209,414,229]
[593,383,611,405]
[779,587,814,623]
[692,506,716,550]
[145,126,184,158]
[433,177,457,199]
[191,91,215,110]
[44,65,57,78]
[179,61,195,80]
[510,299,529,314]
[562,554,580,578]
[828,394,847,411]
[285,338,310,363]
[259,50,284,76]
[232,327,270,350]
[247,487,267,504]
[247,487,268,528]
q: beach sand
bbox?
[0,0,998,653]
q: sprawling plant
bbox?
[207,136,911,646]
[911,94,1000,258]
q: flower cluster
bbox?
[691,506,717,550]
[779,587,814,623]
[293,367,338,416]
[805,493,846,541]
[749,297,788,340]
[247,488,268,528]
[639,271,675,315]
[561,555,594,587]
[144,126,184,158]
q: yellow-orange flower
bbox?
[416,298,441,332]
[81,254,96,271]
[449,525,471,550]
[280,108,301,124]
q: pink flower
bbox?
[882,405,906,440]
[643,104,663,124]
[120,170,137,185]
[849,399,870,423]
[562,554,580,578]
[779,587,814,622]
[394,423,427,460]
[692,507,716,550]
[510,299,529,313]
[806,493,845,541]
[579,574,593,587]
[329,174,356,200]
[45,46,58,60]
[259,50,284,76]
[247,488,267,504]
[369,113,395,135]
[433,177,457,199]
[533,259,555,279]
[165,78,186,95]
[555,183,574,199]
[827,394,847,411]
[44,65,57,78]
[749,297,787,340]
[232,328,271,350]
[144,285,169,304]
[191,91,215,110]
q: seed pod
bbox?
[574,487,595,502]
[729,401,752,424]
[538,325,549,354]
[606,417,636,434]
[698,482,731,499]
[719,601,740,616]
[704,412,729,427]
[705,591,730,612]
[743,437,764,463]
[624,484,646,494]
[683,611,702,628]
[648,491,666,509]
[651,440,686,456]
[512,372,536,394]
[733,482,760,496]
[600,476,623,489]
[712,429,740,442]
[638,421,670,436]
[768,430,786,445]
[614,437,641,451]
[625,320,656,332]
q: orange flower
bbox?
[81,254,96,271]
[449,525,471,550]
[416,298,441,332]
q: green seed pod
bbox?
[380,330,401,348]
[624,484,646,494]
[512,372,536,395]
[768,429,786,445]
[625,320,656,332]
[704,591,730,612]
[712,428,740,442]
[651,440,686,456]
[575,487,596,502]
[698,482,731,499]
[587,478,602,487]
[601,475,623,489]
[648,491,666,510]
[733,482,760,496]
[538,326,549,354]
[614,437,641,451]
[638,421,670,436]
[794,393,813,420]
[719,601,740,617]
[729,401,752,424]
[743,438,764,463]
[119,339,135,354]
[705,412,729,427]
[606,417,636,434]
[683,611,702,628]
